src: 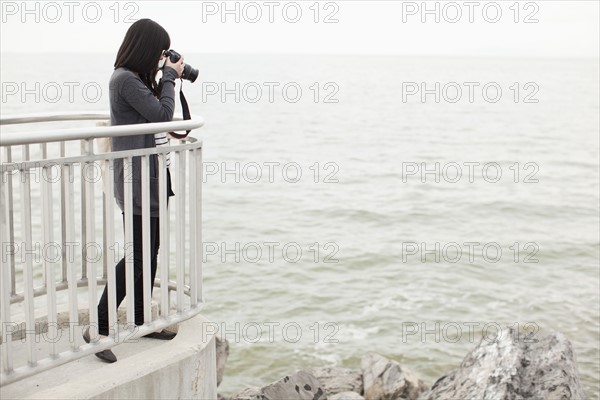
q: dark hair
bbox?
[114,19,170,97]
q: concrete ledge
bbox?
[3,314,216,399]
[1,301,160,343]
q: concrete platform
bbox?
[1,313,217,399]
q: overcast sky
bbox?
[1,1,599,58]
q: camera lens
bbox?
[182,64,199,83]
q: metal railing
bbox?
[0,112,204,385]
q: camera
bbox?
[163,49,199,83]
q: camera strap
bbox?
[168,84,192,140]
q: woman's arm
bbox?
[119,67,180,123]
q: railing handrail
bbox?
[0,111,205,146]
[0,111,110,125]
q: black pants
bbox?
[97,169,173,336]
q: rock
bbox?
[231,387,262,400]
[217,394,228,400]
[216,336,230,387]
[361,353,428,400]
[330,391,365,400]
[421,328,586,400]
[306,367,363,396]
[231,371,327,400]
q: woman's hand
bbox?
[165,55,184,78]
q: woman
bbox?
[84,19,184,363]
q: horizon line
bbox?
[2,51,599,61]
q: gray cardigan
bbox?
[109,66,179,217]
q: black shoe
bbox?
[143,330,177,340]
[83,327,117,363]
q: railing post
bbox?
[40,144,48,289]
[83,139,99,338]
[141,155,152,323]
[189,148,197,307]
[42,161,58,358]
[103,159,117,335]
[159,155,170,317]
[62,164,79,352]
[176,150,186,313]
[3,147,16,296]
[123,157,135,327]
[20,167,36,367]
[80,141,88,280]
[60,142,67,284]
[0,170,14,373]
[196,146,203,304]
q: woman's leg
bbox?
[150,216,160,294]
[97,213,147,334]
[97,256,127,336]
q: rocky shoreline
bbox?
[214,327,586,400]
